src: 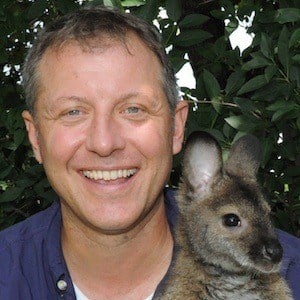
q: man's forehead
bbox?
[34,31,166,106]
[41,31,154,61]
[36,32,165,95]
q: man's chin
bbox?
[88,197,164,237]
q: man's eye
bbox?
[67,109,81,116]
[124,107,140,114]
[119,105,147,121]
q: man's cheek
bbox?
[42,128,85,161]
[135,122,172,155]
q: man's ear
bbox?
[22,110,42,164]
[172,100,188,155]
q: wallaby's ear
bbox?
[182,131,222,196]
[224,134,262,179]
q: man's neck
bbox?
[61,198,173,300]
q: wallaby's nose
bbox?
[262,240,283,263]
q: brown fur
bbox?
[156,132,292,299]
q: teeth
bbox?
[83,169,137,181]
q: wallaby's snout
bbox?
[262,239,283,263]
[249,236,283,272]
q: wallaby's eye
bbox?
[223,214,241,227]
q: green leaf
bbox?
[261,138,274,168]
[233,97,257,114]
[213,37,226,57]
[83,0,104,5]
[266,100,294,111]
[225,20,238,35]
[174,29,212,47]
[297,116,300,130]
[271,107,296,122]
[256,11,276,23]
[56,0,79,13]
[278,26,290,72]
[252,80,291,102]
[242,56,272,71]
[161,22,177,46]
[280,143,297,161]
[290,65,300,87]
[225,70,246,95]
[289,28,300,48]
[103,0,123,8]
[0,187,24,203]
[292,54,300,64]
[206,129,224,142]
[264,65,278,82]
[137,0,160,23]
[275,8,300,24]
[225,115,256,132]
[210,9,227,20]
[202,69,221,99]
[14,129,25,148]
[211,96,222,114]
[169,57,188,73]
[0,165,12,179]
[27,0,48,20]
[121,0,145,7]
[42,189,57,203]
[237,75,268,95]
[0,46,8,63]
[219,0,235,14]
[16,179,36,189]
[166,0,181,21]
[260,33,273,59]
[285,167,300,177]
[267,101,296,121]
[179,14,210,28]
[0,9,6,22]
[33,178,51,194]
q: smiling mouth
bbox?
[82,168,137,181]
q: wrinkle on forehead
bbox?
[43,31,152,61]
[36,31,165,103]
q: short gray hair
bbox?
[22,6,179,114]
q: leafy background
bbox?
[0,0,299,236]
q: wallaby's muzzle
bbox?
[249,237,283,273]
[262,239,283,262]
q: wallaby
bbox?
[156,131,292,299]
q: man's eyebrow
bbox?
[49,92,160,107]
[118,92,145,100]
[53,95,88,102]
[55,93,141,102]
[120,92,164,111]
[43,96,88,113]
[118,92,160,106]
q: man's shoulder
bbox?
[278,228,300,248]
[0,201,63,296]
[277,229,300,298]
[277,229,300,267]
[0,201,60,252]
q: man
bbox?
[0,6,299,300]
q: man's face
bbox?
[23,33,187,233]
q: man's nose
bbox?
[85,114,126,156]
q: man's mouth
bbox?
[82,168,137,181]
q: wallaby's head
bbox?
[178,131,283,274]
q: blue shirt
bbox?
[0,189,299,299]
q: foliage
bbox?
[0,0,299,236]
